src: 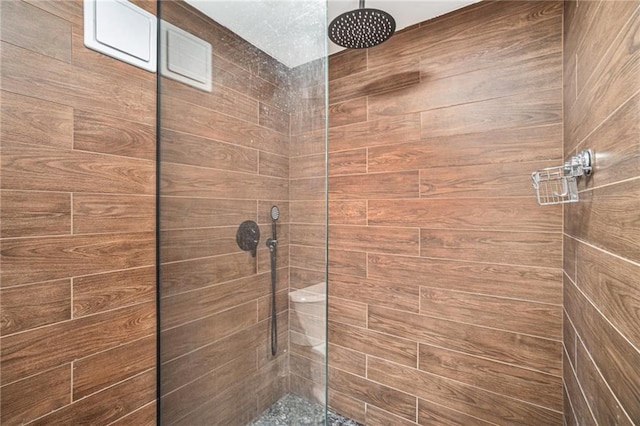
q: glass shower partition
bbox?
[157,1,327,424]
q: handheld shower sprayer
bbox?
[266,205,279,252]
[267,205,280,355]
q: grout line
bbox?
[366,354,562,415]
[567,277,640,356]
[70,362,74,402]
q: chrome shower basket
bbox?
[531,149,593,206]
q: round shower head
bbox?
[328,2,396,49]
[270,205,280,221]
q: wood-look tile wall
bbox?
[288,59,328,403]
[327,2,565,424]
[562,2,640,424]
[0,0,157,424]
[158,2,307,424]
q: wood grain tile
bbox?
[329,59,420,104]
[259,102,289,134]
[289,244,325,272]
[329,98,367,128]
[563,350,596,426]
[160,161,287,200]
[258,288,288,322]
[330,273,419,312]
[575,2,638,93]
[563,234,578,282]
[160,77,258,125]
[160,197,256,230]
[289,223,325,247]
[290,200,326,224]
[329,113,421,152]
[0,90,73,149]
[290,129,325,157]
[74,109,155,160]
[575,338,634,425]
[367,404,419,426]
[329,200,366,225]
[420,89,561,139]
[329,367,417,421]
[575,92,639,189]
[0,0,71,62]
[70,30,154,85]
[565,178,640,263]
[328,149,367,176]
[418,398,492,426]
[575,241,640,351]
[160,128,257,173]
[0,190,70,238]
[259,151,289,178]
[171,375,257,426]
[161,321,264,393]
[368,357,562,425]
[1,302,155,385]
[328,343,366,377]
[73,267,155,318]
[368,305,562,376]
[420,287,562,339]
[418,344,562,411]
[368,124,562,172]
[73,194,154,234]
[329,49,366,81]
[329,225,419,256]
[328,296,367,328]
[290,154,326,179]
[418,13,562,85]
[563,310,577,369]
[1,232,154,288]
[369,197,562,232]
[420,229,562,268]
[109,402,156,426]
[160,252,256,297]
[566,8,640,146]
[162,272,275,329]
[564,276,640,421]
[290,177,326,201]
[330,171,419,200]
[161,352,257,425]
[369,53,561,119]
[1,141,155,195]
[366,1,560,70]
[73,335,155,400]
[328,390,366,424]
[161,301,256,362]
[30,369,155,426]
[368,254,562,305]
[1,279,70,335]
[0,364,70,425]
[2,41,155,124]
[329,321,417,367]
[162,95,288,156]
[160,226,239,263]
[420,160,555,198]
[328,249,367,278]
[21,0,82,26]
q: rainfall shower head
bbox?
[270,205,280,221]
[328,0,396,49]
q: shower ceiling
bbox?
[184,0,480,68]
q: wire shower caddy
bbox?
[531,149,593,206]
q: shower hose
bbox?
[268,240,278,356]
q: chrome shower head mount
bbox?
[328,0,396,49]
